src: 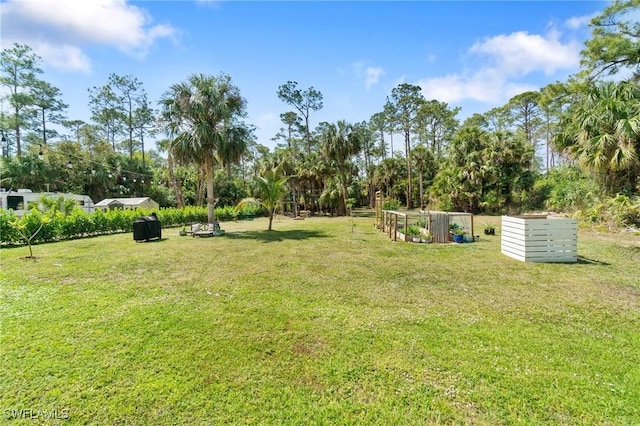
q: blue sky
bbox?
[1,0,606,151]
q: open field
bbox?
[1,213,639,424]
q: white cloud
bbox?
[0,0,177,72]
[418,29,580,105]
[418,71,538,104]
[351,61,385,89]
[565,14,594,30]
[365,67,385,89]
[32,42,92,74]
[469,30,580,77]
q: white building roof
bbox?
[95,197,157,207]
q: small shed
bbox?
[96,197,159,212]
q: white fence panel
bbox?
[501,215,578,263]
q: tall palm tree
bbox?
[160,73,247,223]
[321,120,362,215]
[554,80,640,194]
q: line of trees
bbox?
[1,0,639,229]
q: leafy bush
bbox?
[92,209,110,234]
[1,204,262,246]
[236,203,265,219]
[214,206,237,221]
[382,199,402,210]
[538,166,599,213]
[407,225,421,235]
[18,210,48,242]
[579,195,640,230]
[61,210,93,238]
[214,178,248,207]
[0,210,21,244]
[38,212,62,242]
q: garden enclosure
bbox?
[379,209,473,243]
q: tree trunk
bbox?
[268,211,274,231]
[41,108,47,145]
[369,178,375,208]
[206,157,216,223]
[241,156,246,185]
[545,117,551,172]
[167,151,183,208]
[176,180,185,208]
[128,109,134,159]
[405,130,412,209]
[419,171,424,209]
[305,114,311,155]
[15,103,21,156]
[339,165,349,216]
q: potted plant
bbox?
[449,223,462,242]
[463,232,474,243]
[179,226,187,236]
[421,231,433,244]
[407,225,422,243]
[483,223,496,235]
[452,227,465,243]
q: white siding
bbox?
[501,215,577,263]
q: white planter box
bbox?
[501,215,577,263]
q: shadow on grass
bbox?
[224,229,328,243]
[351,209,376,218]
[135,237,168,243]
[577,256,610,266]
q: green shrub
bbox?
[92,209,110,234]
[37,211,62,242]
[579,195,640,230]
[407,225,421,235]
[19,210,44,239]
[0,210,21,244]
[236,203,265,219]
[215,206,237,221]
[61,210,93,239]
[541,166,599,213]
[382,199,402,210]
[0,205,243,246]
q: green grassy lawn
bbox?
[1,213,639,424]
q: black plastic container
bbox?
[133,215,162,242]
